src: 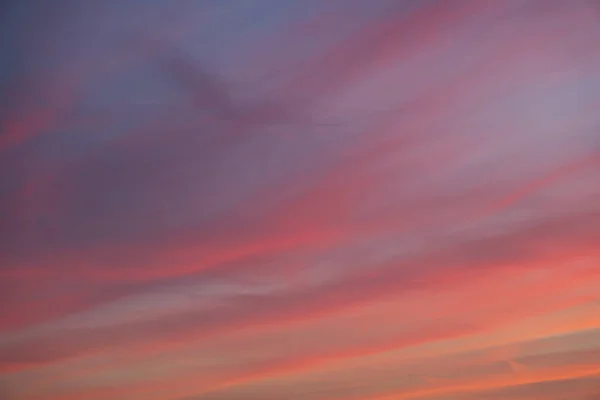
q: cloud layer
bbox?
[1,1,599,399]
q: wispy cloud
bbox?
[1,1,599,399]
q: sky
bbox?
[1,0,599,399]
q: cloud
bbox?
[1,1,599,399]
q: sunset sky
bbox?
[1,1,600,399]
